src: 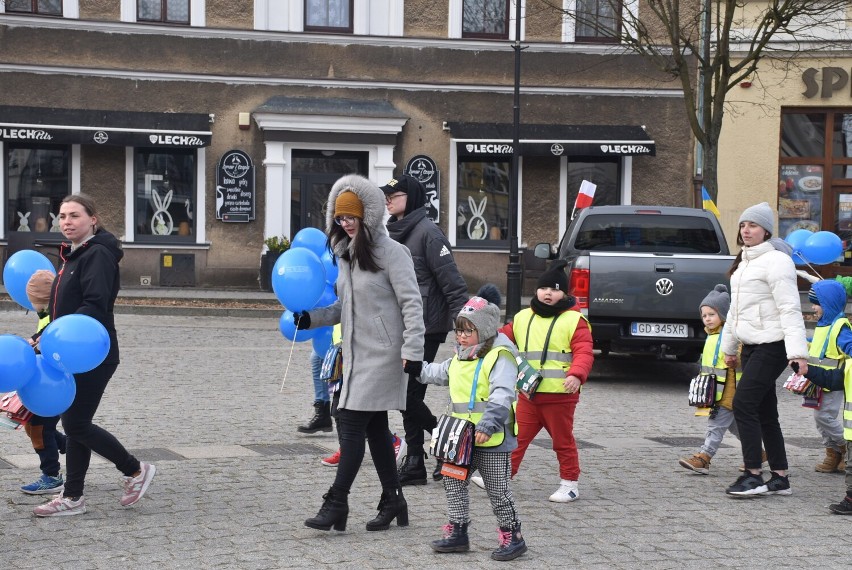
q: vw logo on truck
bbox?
[656,278,674,296]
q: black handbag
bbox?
[688,372,717,407]
[430,414,475,466]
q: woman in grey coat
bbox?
[296,174,425,533]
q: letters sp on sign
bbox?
[802,67,852,99]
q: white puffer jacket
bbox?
[721,241,808,359]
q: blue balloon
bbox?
[785,229,814,266]
[279,310,316,342]
[39,315,110,374]
[313,283,338,309]
[291,227,330,258]
[272,248,326,312]
[17,355,76,417]
[803,231,843,265]
[312,326,334,356]
[2,250,55,311]
[321,250,338,285]
[0,335,37,392]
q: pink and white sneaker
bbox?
[392,433,407,468]
[33,493,86,517]
[120,462,156,507]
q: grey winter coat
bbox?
[386,207,468,337]
[309,174,425,412]
[419,332,518,453]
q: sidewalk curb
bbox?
[0,298,283,319]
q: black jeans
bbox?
[61,363,140,497]
[332,409,400,494]
[26,414,66,477]
[732,341,790,472]
[401,337,442,453]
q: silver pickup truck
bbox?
[534,205,734,362]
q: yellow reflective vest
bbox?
[447,346,514,447]
[511,308,585,394]
[700,331,741,402]
[808,318,850,395]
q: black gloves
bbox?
[403,360,423,376]
[293,311,311,330]
[790,361,799,374]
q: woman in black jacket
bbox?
[33,194,155,517]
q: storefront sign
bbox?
[802,67,852,99]
[216,150,255,222]
[456,140,655,158]
[405,155,440,223]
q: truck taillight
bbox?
[570,268,590,309]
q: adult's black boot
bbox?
[433,460,444,481]
[297,400,332,434]
[431,521,470,552]
[398,452,427,486]
[365,487,409,531]
[304,487,349,531]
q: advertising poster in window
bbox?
[216,150,255,223]
[778,164,822,237]
[405,155,440,223]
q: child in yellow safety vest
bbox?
[492,259,594,503]
[418,284,527,562]
[679,284,757,475]
[19,269,68,496]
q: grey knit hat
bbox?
[699,284,730,319]
[458,284,502,341]
[738,202,774,235]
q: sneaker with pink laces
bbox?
[33,493,86,517]
[392,433,407,468]
[321,448,341,466]
[120,462,156,507]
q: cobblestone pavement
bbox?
[1,309,849,569]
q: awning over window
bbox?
[448,122,655,157]
[0,106,212,147]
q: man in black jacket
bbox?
[382,174,468,485]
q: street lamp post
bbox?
[505,0,523,321]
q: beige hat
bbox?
[26,269,55,309]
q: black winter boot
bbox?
[365,487,409,531]
[431,521,470,552]
[398,452,427,486]
[491,522,528,561]
[433,460,444,481]
[297,400,333,434]
[304,487,349,531]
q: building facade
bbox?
[0,0,694,289]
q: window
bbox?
[456,158,510,246]
[304,0,353,33]
[571,214,723,254]
[575,0,621,42]
[5,145,70,235]
[134,149,196,242]
[566,159,619,210]
[462,0,509,39]
[138,0,190,24]
[6,0,62,15]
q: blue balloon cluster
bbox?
[785,230,844,266]
[1,253,111,416]
[274,228,339,351]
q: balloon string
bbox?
[796,251,825,281]
[280,316,299,393]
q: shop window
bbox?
[4,144,70,236]
[456,159,510,247]
[462,0,509,39]
[5,0,62,15]
[566,159,619,210]
[575,0,622,42]
[781,113,825,158]
[304,0,353,33]
[137,0,190,24]
[134,149,196,242]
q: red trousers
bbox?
[512,393,580,481]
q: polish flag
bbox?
[574,180,597,210]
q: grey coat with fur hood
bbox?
[308,174,425,411]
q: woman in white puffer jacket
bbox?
[720,202,808,498]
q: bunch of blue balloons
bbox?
[785,229,844,266]
[273,227,339,356]
[0,250,110,417]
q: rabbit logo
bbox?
[49,212,61,232]
[150,188,174,235]
[17,211,31,232]
[466,196,488,240]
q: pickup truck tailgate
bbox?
[586,252,732,320]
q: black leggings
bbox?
[332,409,400,494]
[61,363,140,497]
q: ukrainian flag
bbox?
[702,187,721,220]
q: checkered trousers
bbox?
[443,448,520,530]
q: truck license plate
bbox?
[630,322,688,337]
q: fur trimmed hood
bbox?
[325,174,389,256]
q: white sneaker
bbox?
[33,493,86,517]
[470,474,485,489]
[549,480,579,503]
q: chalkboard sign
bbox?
[216,149,255,222]
[405,155,440,223]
